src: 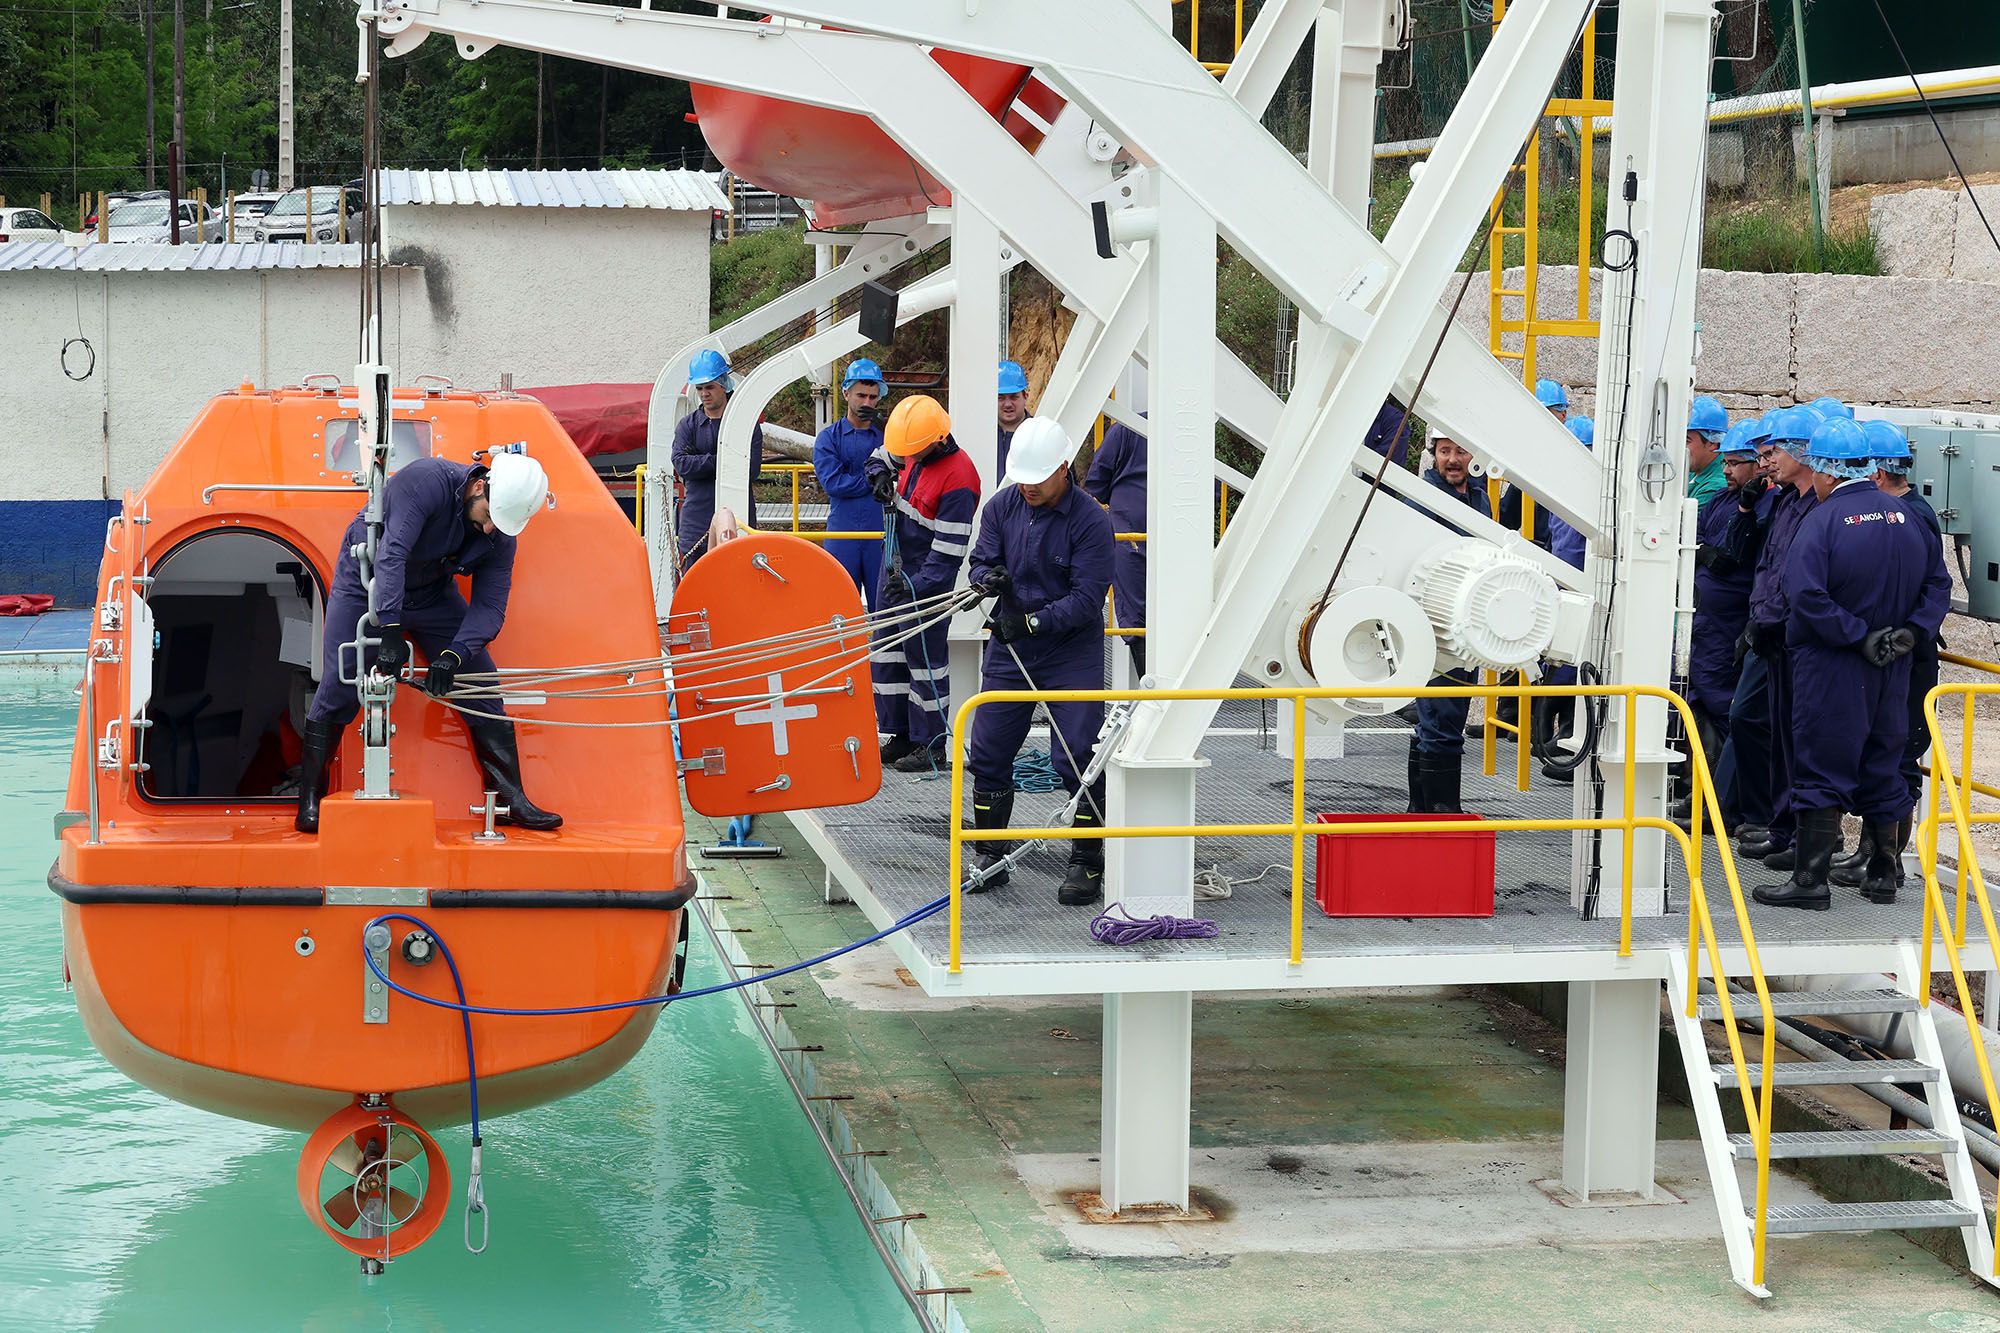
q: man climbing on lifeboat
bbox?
[295,450,564,834]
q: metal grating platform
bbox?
[803,725,1986,970]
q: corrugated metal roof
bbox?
[374,167,729,212]
[0,240,367,272]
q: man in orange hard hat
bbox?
[865,395,983,772]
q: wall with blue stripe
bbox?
[0,500,119,606]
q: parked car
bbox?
[253,186,361,243]
[0,206,67,243]
[226,191,284,239]
[84,189,166,229]
[103,198,224,243]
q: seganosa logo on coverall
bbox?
[1841,510,1905,526]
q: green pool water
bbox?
[0,677,916,1332]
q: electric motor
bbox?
[1410,541,1561,672]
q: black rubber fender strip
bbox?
[49,867,320,907]
[427,888,695,910]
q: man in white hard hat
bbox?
[297,450,562,834]
[964,416,1115,906]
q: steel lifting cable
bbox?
[445,589,978,705]
[422,592,979,729]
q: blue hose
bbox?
[363,895,949,1143]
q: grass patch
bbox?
[1704,199,1879,275]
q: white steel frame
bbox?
[369,0,1978,1277]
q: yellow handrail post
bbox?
[949,729,966,972]
[1959,699,1976,945]
[1620,691,1636,953]
[1291,696,1307,966]
[634,464,646,537]
[791,467,802,533]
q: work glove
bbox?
[977,567,1012,597]
[865,457,899,506]
[426,648,463,696]
[1733,625,1752,669]
[1738,474,1769,506]
[1693,545,1719,571]
[1861,626,1917,668]
[987,610,1031,644]
[1747,621,1784,659]
[373,624,409,674]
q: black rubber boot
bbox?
[880,734,919,765]
[1831,825,1877,888]
[1762,843,1797,873]
[464,714,563,830]
[968,789,1015,891]
[1894,816,1912,885]
[293,717,343,834]
[1753,808,1837,911]
[1059,808,1105,907]
[1406,737,1424,814]
[1420,755,1464,814]
[1860,818,1904,904]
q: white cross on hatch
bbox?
[734,673,818,757]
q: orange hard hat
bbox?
[885,394,951,458]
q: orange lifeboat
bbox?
[690,29,1065,226]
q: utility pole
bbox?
[1789,0,1825,263]
[279,0,296,190]
[172,0,186,168]
[144,2,157,186]
[535,54,546,169]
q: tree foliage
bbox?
[0,0,712,212]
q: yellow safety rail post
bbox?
[1915,682,2000,1281]
[633,464,646,537]
[943,675,1777,1272]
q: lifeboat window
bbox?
[137,529,327,804]
[322,418,430,475]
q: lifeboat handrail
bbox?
[201,482,368,505]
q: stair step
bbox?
[1727,1129,1956,1159]
[1698,988,1918,1020]
[1754,1199,1978,1235]
[1714,1059,1937,1088]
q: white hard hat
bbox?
[1003,416,1075,485]
[486,451,549,536]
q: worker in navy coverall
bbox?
[995,359,1029,478]
[1409,434,1491,815]
[1683,421,1770,819]
[867,395,982,772]
[299,454,561,834]
[1829,420,1947,893]
[1083,419,1147,674]
[964,417,1115,906]
[1736,408,1822,868]
[671,349,764,569]
[814,359,888,608]
[1754,416,1951,910]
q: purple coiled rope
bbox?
[1089,903,1220,945]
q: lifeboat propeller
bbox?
[297,1102,452,1271]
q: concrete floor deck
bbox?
[686,806,2000,1332]
[802,724,1986,984]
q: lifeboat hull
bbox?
[57,384,687,1132]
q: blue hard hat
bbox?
[1766,406,1820,444]
[1806,416,1873,479]
[1810,395,1854,420]
[1719,421,1760,457]
[1863,418,1911,460]
[1534,379,1568,410]
[1740,413,1774,446]
[1688,395,1728,436]
[842,358,885,390]
[1565,415,1594,447]
[688,348,732,387]
[997,360,1029,395]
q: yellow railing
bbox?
[943,677,1777,1279]
[1915,681,2000,1283]
[1177,0,1248,75]
[633,463,646,538]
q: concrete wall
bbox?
[1870,185,2000,283]
[1463,264,2000,417]
[1793,105,2000,188]
[0,206,708,602]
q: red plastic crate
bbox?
[1313,812,1495,918]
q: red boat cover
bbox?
[0,594,55,616]
[517,384,652,459]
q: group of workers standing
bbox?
[670,353,1145,909]
[1409,376,1952,914]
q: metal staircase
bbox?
[1667,948,1996,1298]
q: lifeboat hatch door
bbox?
[668,534,883,815]
[137,528,327,804]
